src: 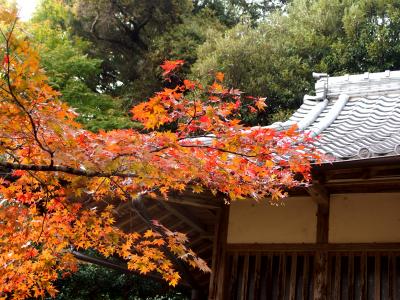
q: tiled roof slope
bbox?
[270,70,400,161]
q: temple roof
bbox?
[270,70,400,161]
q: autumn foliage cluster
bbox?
[0,7,320,299]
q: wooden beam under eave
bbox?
[157,201,210,236]
[164,196,222,209]
[307,183,330,212]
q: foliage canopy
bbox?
[0,7,319,299]
[192,0,400,124]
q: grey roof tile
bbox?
[273,70,400,161]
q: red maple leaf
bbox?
[160,60,184,77]
[2,54,9,66]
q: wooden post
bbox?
[313,195,330,299]
[314,251,329,299]
[308,180,331,299]
[208,205,229,300]
[316,202,329,244]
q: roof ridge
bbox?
[314,70,400,98]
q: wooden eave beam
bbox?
[325,176,400,186]
[95,193,221,221]
[157,201,210,236]
[162,196,221,209]
[227,243,400,252]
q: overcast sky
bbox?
[17,0,39,21]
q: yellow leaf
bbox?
[191,185,203,193]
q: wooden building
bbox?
[210,70,400,299]
[89,70,400,299]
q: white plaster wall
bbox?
[227,197,317,243]
[329,193,400,243]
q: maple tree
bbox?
[0,6,321,299]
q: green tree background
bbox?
[47,264,190,300]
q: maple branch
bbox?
[110,135,250,161]
[177,100,198,139]
[34,196,49,244]
[2,25,55,165]
[146,142,257,158]
[0,161,137,178]
[26,171,54,244]
[178,144,257,158]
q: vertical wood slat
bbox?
[375,255,381,300]
[289,254,297,300]
[228,254,239,299]
[302,255,310,300]
[348,253,355,299]
[327,254,333,296]
[278,254,287,300]
[393,254,397,300]
[388,254,393,300]
[253,254,261,300]
[388,253,395,300]
[360,253,367,300]
[240,254,249,300]
[266,254,273,299]
[333,254,341,300]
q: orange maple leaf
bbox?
[215,72,224,82]
[255,97,267,111]
[160,60,184,77]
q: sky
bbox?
[16,0,39,21]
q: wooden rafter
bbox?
[157,201,210,236]
[163,195,221,209]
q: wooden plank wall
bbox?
[226,252,314,300]
[327,252,400,300]
[224,250,400,300]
